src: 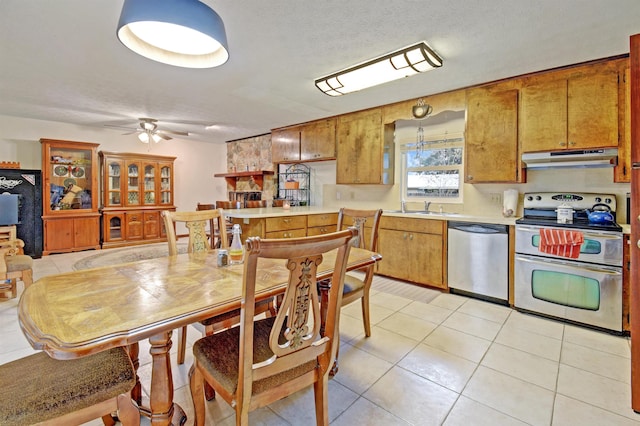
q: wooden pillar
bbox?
[629,33,640,411]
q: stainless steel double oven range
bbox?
[515,192,623,333]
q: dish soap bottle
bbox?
[229,224,244,264]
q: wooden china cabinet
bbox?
[99,151,176,249]
[40,139,101,255]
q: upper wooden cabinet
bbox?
[336,108,394,184]
[465,88,521,183]
[520,67,619,153]
[271,118,336,163]
[615,66,631,183]
[40,139,101,255]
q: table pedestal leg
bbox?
[144,331,187,426]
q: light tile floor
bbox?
[1,249,639,425]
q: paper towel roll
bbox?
[503,189,518,217]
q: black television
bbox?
[0,193,20,225]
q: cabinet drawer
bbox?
[307,213,338,227]
[265,215,307,232]
[307,226,336,236]
[265,228,307,239]
[379,216,444,234]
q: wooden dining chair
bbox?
[336,208,383,337]
[0,228,33,299]
[196,203,222,249]
[188,228,357,426]
[161,209,273,368]
[244,199,267,208]
[0,347,139,426]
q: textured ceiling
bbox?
[1,0,639,144]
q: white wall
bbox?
[0,115,229,214]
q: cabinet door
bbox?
[104,159,124,207]
[159,162,173,205]
[567,70,618,149]
[520,79,568,152]
[410,232,444,289]
[377,229,411,281]
[103,212,125,242]
[126,211,144,240]
[465,88,520,182]
[44,219,75,252]
[73,216,100,248]
[125,161,141,206]
[142,163,156,205]
[271,127,301,163]
[300,119,336,161]
[144,211,160,239]
[336,109,383,184]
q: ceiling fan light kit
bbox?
[117,0,229,69]
[315,41,443,96]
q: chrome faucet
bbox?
[401,200,407,213]
[424,201,431,212]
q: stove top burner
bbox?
[517,191,622,232]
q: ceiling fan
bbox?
[105,118,190,143]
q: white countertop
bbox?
[224,206,520,226]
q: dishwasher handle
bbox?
[448,221,508,234]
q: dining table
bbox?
[18,247,381,426]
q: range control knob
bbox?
[526,196,533,201]
[605,198,612,204]
[595,197,602,203]
[535,196,542,201]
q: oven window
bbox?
[531,235,601,254]
[531,270,600,310]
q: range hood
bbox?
[522,148,618,169]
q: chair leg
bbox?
[116,393,141,426]
[22,269,33,288]
[362,290,372,337]
[177,326,188,365]
[313,374,330,426]
[189,364,206,426]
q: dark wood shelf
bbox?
[214,170,274,190]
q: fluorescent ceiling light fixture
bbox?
[315,41,443,96]
[117,0,229,69]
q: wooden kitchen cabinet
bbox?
[615,66,631,183]
[265,215,307,238]
[41,139,101,255]
[520,67,619,153]
[376,216,446,289]
[100,151,175,248]
[465,88,522,183]
[336,108,393,184]
[271,118,336,163]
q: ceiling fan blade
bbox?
[157,129,189,137]
[156,132,172,141]
[104,124,138,132]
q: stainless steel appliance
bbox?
[514,192,623,332]
[448,221,509,303]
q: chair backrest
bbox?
[238,228,357,403]
[337,208,382,251]
[245,200,267,208]
[161,209,228,255]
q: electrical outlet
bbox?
[336,191,341,200]
[490,193,502,204]
[350,191,355,200]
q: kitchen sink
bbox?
[383,210,460,217]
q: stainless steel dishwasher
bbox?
[447,221,509,303]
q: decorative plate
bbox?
[54,165,69,177]
[71,166,85,178]
[63,178,77,187]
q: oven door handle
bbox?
[516,225,622,240]
[515,255,623,275]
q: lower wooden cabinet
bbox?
[376,216,446,289]
[43,214,101,255]
[101,208,172,249]
[265,216,307,239]
[307,213,338,236]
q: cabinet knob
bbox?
[559,141,566,146]
[403,232,408,239]
[467,175,473,180]
[409,234,414,240]
[283,218,291,223]
[569,141,576,146]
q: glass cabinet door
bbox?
[144,164,155,205]
[48,146,94,211]
[106,160,122,206]
[160,165,172,204]
[127,163,140,206]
